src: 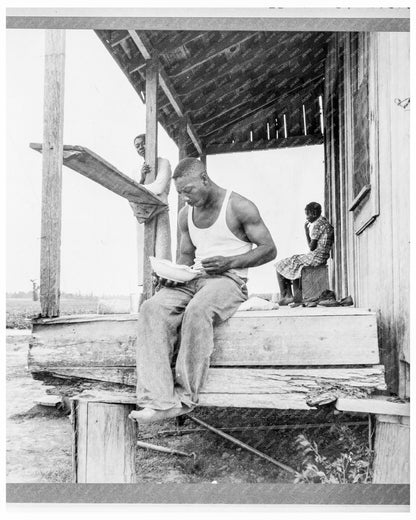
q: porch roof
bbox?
[95,29,329,156]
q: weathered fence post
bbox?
[372,414,410,483]
[71,397,137,483]
[40,29,65,317]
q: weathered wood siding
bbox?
[30,309,380,369]
[372,415,410,483]
[29,309,385,410]
[324,33,410,396]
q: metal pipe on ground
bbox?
[149,421,369,438]
[136,440,195,459]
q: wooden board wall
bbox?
[324,33,410,397]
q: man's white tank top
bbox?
[187,190,252,279]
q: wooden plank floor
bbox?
[30,309,385,410]
[30,308,380,368]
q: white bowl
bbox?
[149,256,201,282]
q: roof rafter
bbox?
[110,34,130,47]
[152,31,207,55]
[210,92,322,144]
[194,74,322,134]
[199,77,323,139]
[127,30,203,155]
[175,35,327,103]
[189,68,322,121]
[167,32,259,78]
[158,49,323,114]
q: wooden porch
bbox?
[15,9,409,485]
[29,306,385,410]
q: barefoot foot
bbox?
[128,405,191,424]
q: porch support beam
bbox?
[176,116,188,261]
[40,29,66,318]
[142,56,159,301]
[127,30,204,155]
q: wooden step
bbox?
[336,397,410,416]
[30,308,380,370]
[40,366,386,409]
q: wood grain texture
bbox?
[71,388,310,411]
[31,306,375,324]
[176,116,188,260]
[336,397,410,416]
[72,400,137,483]
[30,144,167,221]
[74,391,312,410]
[127,30,203,155]
[29,311,380,368]
[325,33,410,396]
[387,33,410,395]
[37,366,386,402]
[66,361,385,410]
[143,57,159,301]
[40,30,65,318]
[73,401,88,483]
[373,417,410,483]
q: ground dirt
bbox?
[6,332,370,484]
[6,333,73,482]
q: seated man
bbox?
[129,157,277,424]
[275,202,334,305]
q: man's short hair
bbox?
[173,157,206,180]
[305,202,322,215]
[134,134,145,144]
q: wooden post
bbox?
[372,414,410,483]
[176,116,188,260]
[143,57,159,300]
[40,30,65,317]
[71,398,137,483]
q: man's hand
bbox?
[139,163,152,184]
[201,256,231,275]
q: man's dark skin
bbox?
[174,167,277,276]
[129,161,277,424]
[133,143,275,274]
[134,134,149,183]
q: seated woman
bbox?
[275,202,334,305]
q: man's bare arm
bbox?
[202,197,276,274]
[143,158,172,196]
[177,206,196,266]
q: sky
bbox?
[6,28,324,296]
